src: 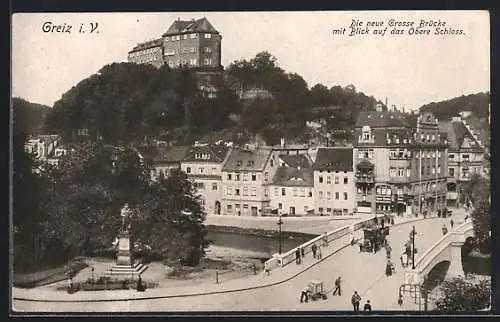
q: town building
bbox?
[438,115,486,206]
[221,147,274,216]
[312,147,356,216]
[267,154,314,216]
[353,107,448,216]
[24,134,61,161]
[148,145,190,181]
[180,143,231,215]
[127,38,164,68]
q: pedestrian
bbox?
[402,253,408,267]
[398,294,403,306]
[323,232,329,247]
[300,287,310,303]
[351,291,361,311]
[350,232,355,246]
[400,254,404,268]
[381,219,385,228]
[450,219,454,229]
[311,243,318,259]
[67,276,73,293]
[385,260,393,277]
[317,246,322,260]
[137,274,145,292]
[333,276,342,296]
[300,247,305,258]
[442,224,448,235]
[363,300,372,312]
[295,248,301,264]
[391,217,395,225]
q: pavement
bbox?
[12,208,468,312]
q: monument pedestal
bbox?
[105,230,148,278]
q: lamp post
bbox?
[277,214,283,254]
[411,225,417,269]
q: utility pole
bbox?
[277,215,283,254]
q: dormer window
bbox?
[236,160,242,166]
[247,160,254,167]
[360,125,373,143]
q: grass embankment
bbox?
[13,258,88,288]
[206,225,318,240]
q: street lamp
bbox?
[277,213,283,254]
[411,225,417,269]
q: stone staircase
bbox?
[104,263,149,277]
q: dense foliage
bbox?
[12,97,51,135]
[434,275,491,311]
[12,140,209,271]
[45,63,240,145]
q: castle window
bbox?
[204,47,212,53]
[203,58,212,65]
[204,33,212,39]
[190,33,197,39]
[183,34,188,40]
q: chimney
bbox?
[280,138,286,149]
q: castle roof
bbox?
[313,147,353,172]
[128,38,163,54]
[162,17,219,37]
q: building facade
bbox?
[180,143,231,215]
[353,108,448,216]
[149,146,190,181]
[313,147,356,216]
[267,154,314,216]
[127,17,222,70]
[438,116,486,206]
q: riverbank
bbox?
[206,224,317,239]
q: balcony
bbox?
[355,172,375,184]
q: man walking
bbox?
[351,291,361,311]
[442,224,448,236]
[300,287,310,303]
[450,219,454,229]
[311,243,318,259]
[323,232,329,247]
[317,246,322,259]
[333,276,342,296]
[295,248,301,264]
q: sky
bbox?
[12,11,490,110]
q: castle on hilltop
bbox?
[127,17,222,73]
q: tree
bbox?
[470,198,491,254]
[133,168,209,266]
[434,275,491,311]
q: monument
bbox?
[105,204,148,277]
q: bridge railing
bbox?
[406,220,474,282]
[265,215,377,271]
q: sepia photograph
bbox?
[11,10,491,314]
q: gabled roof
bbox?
[313,147,353,172]
[151,145,191,163]
[278,154,311,168]
[183,144,230,163]
[222,148,271,172]
[162,17,219,37]
[355,111,410,128]
[438,121,484,152]
[271,166,314,187]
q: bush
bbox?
[434,275,491,311]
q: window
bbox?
[204,47,212,53]
[243,187,248,196]
[212,183,218,190]
[196,182,205,190]
[319,176,323,183]
[204,33,211,39]
[243,204,249,213]
[189,47,196,53]
[189,59,197,66]
[319,191,324,199]
[264,172,269,181]
[186,167,191,174]
[274,187,279,196]
[421,166,425,176]
[264,188,268,197]
[335,192,339,200]
[327,208,332,213]
[438,166,441,175]
[235,188,240,196]
[227,173,232,180]
[251,187,257,196]
[227,205,232,214]
[243,173,249,181]
[326,176,331,184]
[449,154,455,159]
[236,174,240,181]
[278,203,282,210]
[282,188,286,196]
[190,33,197,39]
[199,167,204,174]
[398,168,404,177]
[270,160,274,167]
[431,167,435,174]
[406,168,411,177]
[183,34,188,40]
[252,174,257,181]
[227,187,233,195]
[300,188,305,197]
[334,176,339,184]
[462,154,470,160]
[212,167,217,175]
[327,191,332,200]
[344,177,348,184]
[449,168,455,177]
[308,190,313,197]
[204,58,212,65]
[390,168,397,177]
[319,207,324,213]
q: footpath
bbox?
[13,212,458,305]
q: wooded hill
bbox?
[12,97,51,135]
